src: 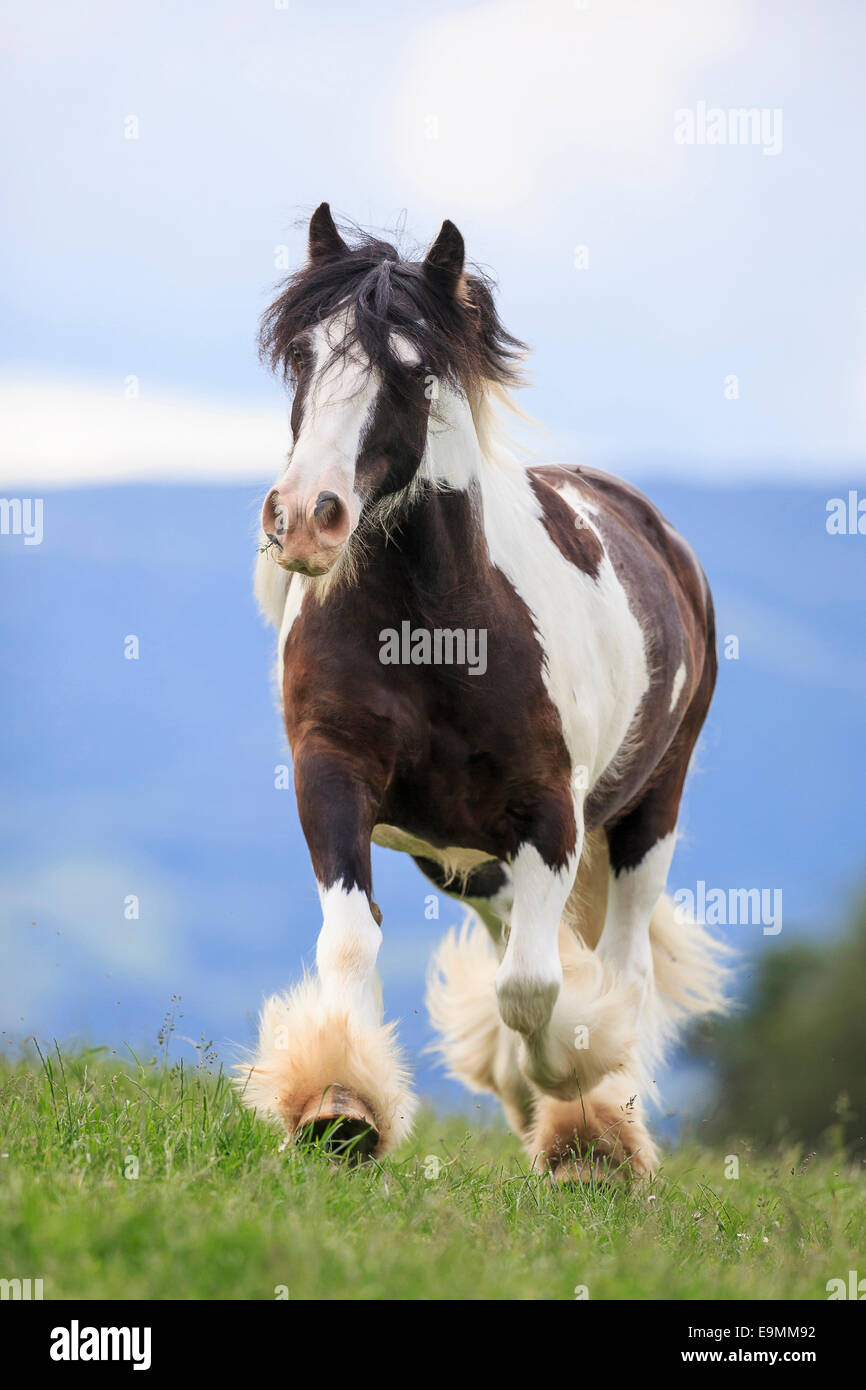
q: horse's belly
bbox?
[372,823,497,878]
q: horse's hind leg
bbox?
[598,654,716,1046]
[528,1073,660,1181]
[598,818,677,1031]
[597,719,702,1058]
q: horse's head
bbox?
[259,203,523,577]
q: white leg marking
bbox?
[495,843,577,1036]
[495,830,637,1099]
[598,832,677,1000]
[315,884,383,1028]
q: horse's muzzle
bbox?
[262,483,355,575]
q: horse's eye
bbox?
[290,344,306,369]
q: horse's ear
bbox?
[423,219,465,294]
[308,202,348,262]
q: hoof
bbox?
[547,1153,644,1186]
[297,1085,379,1161]
[528,1086,660,1185]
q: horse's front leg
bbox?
[240,739,416,1159]
[495,794,637,1101]
[298,745,384,1030]
[493,792,586,1100]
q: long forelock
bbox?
[259,225,527,401]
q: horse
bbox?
[240,203,727,1178]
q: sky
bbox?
[2,0,865,485]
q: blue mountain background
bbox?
[2,480,864,1125]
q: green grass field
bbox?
[0,1047,861,1301]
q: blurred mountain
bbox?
[1,481,864,1115]
[699,889,866,1155]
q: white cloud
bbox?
[0,375,287,489]
[393,0,751,211]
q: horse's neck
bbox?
[422,386,485,492]
[386,386,534,597]
[424,382,534,532]
[423,385,528,507]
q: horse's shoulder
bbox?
[547,465,707,594]
[524,464,605,578]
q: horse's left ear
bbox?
[423,219,465,293]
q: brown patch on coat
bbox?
[527,469,604,577]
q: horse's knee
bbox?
[495,959,561,1035]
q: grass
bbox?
[0,1045,862,1301]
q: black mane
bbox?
[259,220,526,396]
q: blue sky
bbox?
[2,0,865,483]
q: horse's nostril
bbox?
[263,489,288,539]
[313,490,341,529]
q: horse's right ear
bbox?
[308,202,348,262]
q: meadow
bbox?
[0,1046,861,1302]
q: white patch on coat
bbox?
[254,540,292,630]
[388,331,421,366]
[669,661,687,712]
[494,839,583,1093]
[275,572,306,691]
[548,478,604,538]
[598,831,678,984]
[466,875,514,941]
[255,312,393,630]
[472,435,650,798]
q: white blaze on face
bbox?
[262,309,387,575]
[286,312,379,524]
[263,313,440,576]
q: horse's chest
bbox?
[376,695,555,858]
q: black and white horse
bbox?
[242,204,726,1177]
